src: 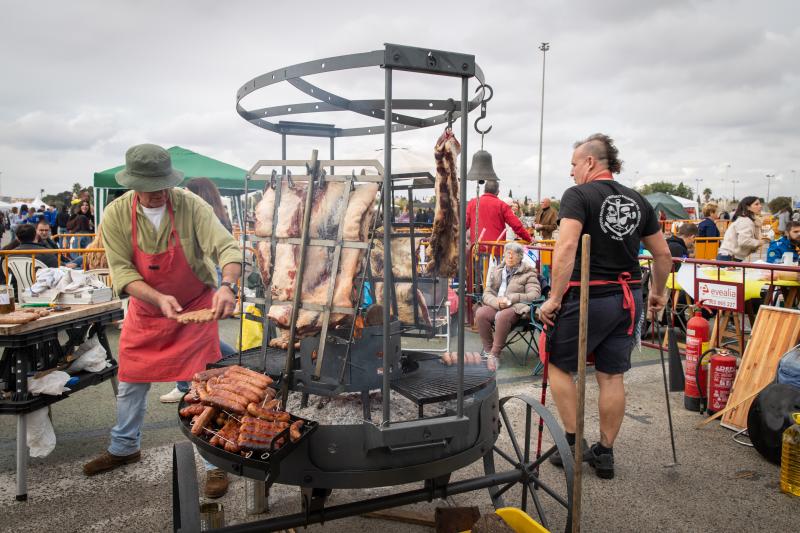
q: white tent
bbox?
[12,196,52,211]
[670,195,699,219]
[363,146,435,175]
[28,196,51,210]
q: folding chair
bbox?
[503,297,546,369]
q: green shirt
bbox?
[102,188,241,295]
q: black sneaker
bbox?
[548,438,590,467]
[588,443,615,479]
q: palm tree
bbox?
[702,188,712,203]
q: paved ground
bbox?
[1,320,795,532]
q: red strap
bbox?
[567,272,639,335]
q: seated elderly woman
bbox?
[475,242,541,371]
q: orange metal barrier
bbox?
[694,237,722,260]
[57,233,96,247]
[536,239,555,267]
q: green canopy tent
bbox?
[93,146,249,224]
[645,192,690,220]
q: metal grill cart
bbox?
[173,44,576,532]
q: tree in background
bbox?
[768,196,792,214]
[636,180,694,199]
[43,191,73,207]
[702,188,712,203]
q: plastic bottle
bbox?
[780,413,800,496]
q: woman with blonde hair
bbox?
[698,202,720,238]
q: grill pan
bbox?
[178,398,317,483]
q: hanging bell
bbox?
[466,149,499,183]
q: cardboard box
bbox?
[20,287,113,305]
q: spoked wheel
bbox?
[483,394,574,533]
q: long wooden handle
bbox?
[694,386,766,428]
[572,234,591,533]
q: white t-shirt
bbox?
[141,204,166,231]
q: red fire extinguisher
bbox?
[707,349,738,415]
[684,310,710,411]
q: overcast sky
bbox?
[1,0,797,205]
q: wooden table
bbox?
[0,300,124,501]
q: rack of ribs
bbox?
[254,179,379,349]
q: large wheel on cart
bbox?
[482,394,574,533]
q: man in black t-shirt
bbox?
[538,133,671,479]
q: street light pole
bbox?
[792,169,797,208]
[694,177,703,204]
[536,42,549,206]
[731,179,740,202]
[724,164,730,199]
[765,174,775,204]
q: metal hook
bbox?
[445,98,456,130]
[474,83,494,136]
[286,169,294,189]
[270,169,277,190]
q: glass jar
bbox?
[0,285,15,314]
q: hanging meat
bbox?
[254,181,307,292]
[426,129,461,278]
[253,179,379,349]
[369,239,431,328]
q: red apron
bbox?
[118,195,220,383]
[538,272,640,364]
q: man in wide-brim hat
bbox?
[83,144,241,498]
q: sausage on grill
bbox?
[209,381,262,404]
[290,420,304,442]
[227,366,273,387]
[218,376,267,397]
[206,387,248,408]
[179,404,205,418]
[191,406,218,436]
[206,395,246,414]
[192,367,228,382]
[247,402,291,422]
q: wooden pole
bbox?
[571,233,591,533]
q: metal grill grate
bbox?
[212,347,287,377]
[391,363,494,406]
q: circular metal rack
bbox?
[173,44,575,533]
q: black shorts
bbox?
[548,288,643,375]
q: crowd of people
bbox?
[1,195,98,271]
[661,196,799,265]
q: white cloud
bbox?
[0,108,122,150]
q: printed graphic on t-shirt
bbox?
[599,195,641,241]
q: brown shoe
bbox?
[205,469,229,499]
[83,450,141,476]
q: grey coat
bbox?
[482,261,541,315]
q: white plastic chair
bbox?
[6,256,48,293]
